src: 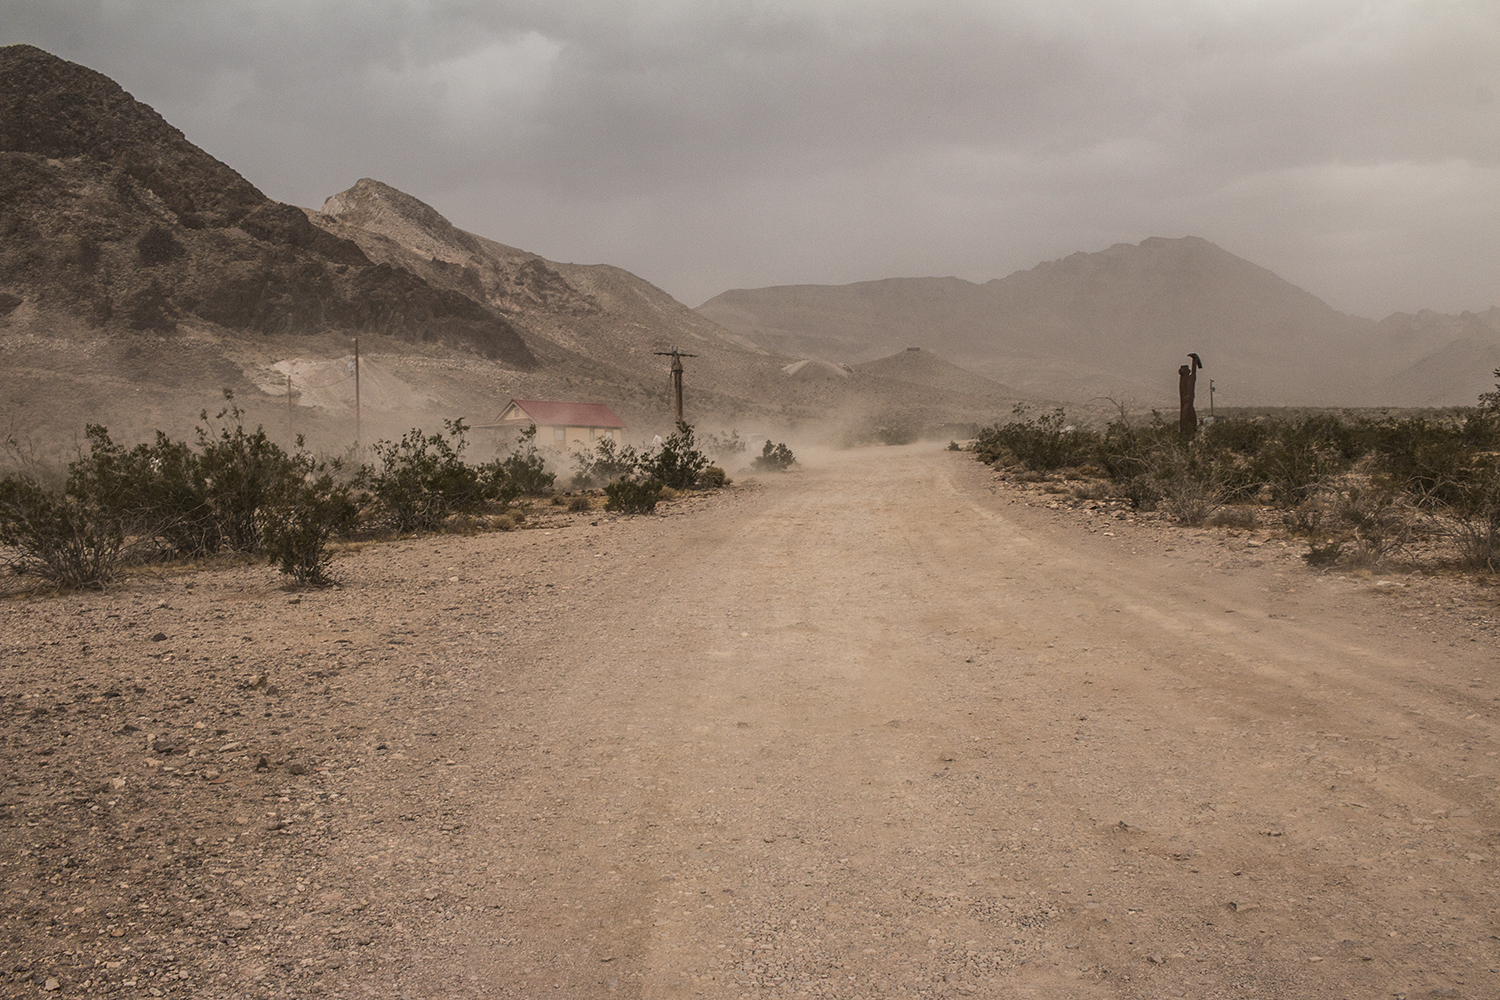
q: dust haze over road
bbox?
[5,446,1497,999]
[376,446,1499,998]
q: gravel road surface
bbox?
[4,446,1497,999]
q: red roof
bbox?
[500,399,626,428]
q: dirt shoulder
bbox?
[2,447,1497,999]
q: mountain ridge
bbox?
[698,237,1499,407]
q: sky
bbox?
[3,0,1497,318]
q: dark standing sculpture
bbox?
[1179,353,1203,437]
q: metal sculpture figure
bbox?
[1179,353,1203,437]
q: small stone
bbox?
[151,632,168,642]
[44,978,59,992]
[226,910,253,930]
[1231,900,1260,912]
[288,763,308,776]
[109,777,126,791]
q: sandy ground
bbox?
[3,445,1498,999]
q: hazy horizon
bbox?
[3,1,1496,319]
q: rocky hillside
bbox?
[0,43,533,368]
[699,238,1500,408]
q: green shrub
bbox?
[0,473,125,588]
[639,422,709,490]
[262,463,358,586]
[69,398,305,558]
[698,466,729,488]
[493,425,556,496]
[752,440,796,472]
[604,478,663,514]
[701,429,747,460]
[359,419,493,533]
[191,399,304,552]
[975,406,1099,472]
[571,436,638,489]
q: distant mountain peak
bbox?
[319,178,481,263]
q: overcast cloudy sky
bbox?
[3,1,1496,317]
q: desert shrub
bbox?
[1303,540,1343,567]
[1246,414,1355,504]
[639,422,709,490]
[71,399,305,558]
[752,440,795,472]
[1443,455,1500,571]
[604,478,662,514]
[359,419,493,532]
[0,473,126,588]
[698,466,729,489]
[976,406,1099,472]
[701,429,747,460]
[1334,482,1418,568]
[1117,474,1162,511]
[190,400,306,552]
[1071,480,1111,501]
[1095,413,1177,482]
[1159,470,1217,526]
[1367,413,1499,508]
[875,422,919,446]
[262,464,358,586]
[571,436,638,489]
[493,424,555,496]
[568,495,593,512]
[1209,506,1258,529]
[68,425,216,557]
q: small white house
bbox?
[484,399,627,451]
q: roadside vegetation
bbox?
[0,398,728,590]
[972,372,1500,574]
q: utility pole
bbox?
[353,338,362,452]
[1209,379,1216,419]
[653,348,698,424]
[286,374,295,444]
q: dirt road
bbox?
[4,446,1498,999]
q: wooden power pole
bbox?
[353,338,362,451]
[653,348,698,424]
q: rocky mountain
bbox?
[698,238,1500,408]
[0,45,1027,458]
[0,44,533,367]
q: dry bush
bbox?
[1160,472,1217,527]
[1072,480,1111,501]
[1209,506,1258,529]
[1335,483,1419,569]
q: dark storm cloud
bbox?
[3,1,1496,315]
